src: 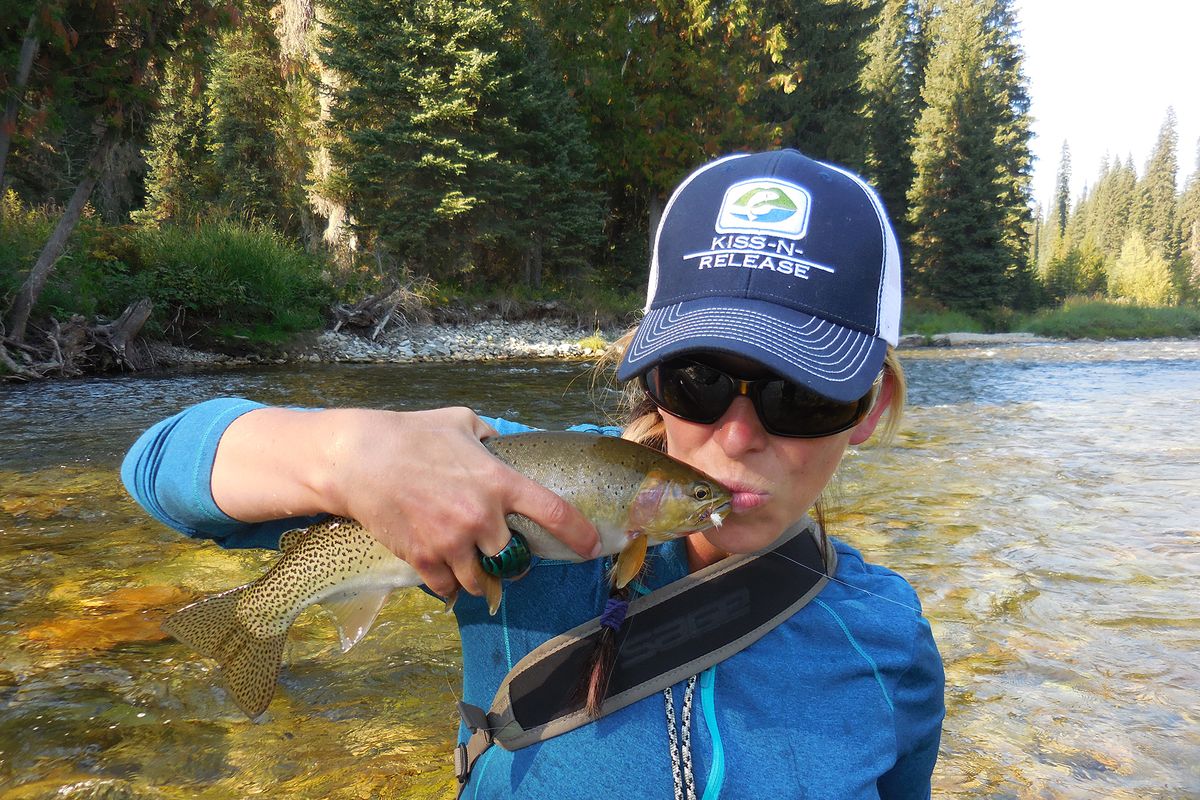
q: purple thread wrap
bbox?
[600,597,629,631]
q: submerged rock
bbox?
[25,585,196,651]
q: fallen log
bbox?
[331,285,435,341]
[0,298,155,380]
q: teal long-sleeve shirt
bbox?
[122,398,944,799]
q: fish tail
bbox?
[163,586,286,719]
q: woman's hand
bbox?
[211,406,601,598]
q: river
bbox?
[1,340,1197,799]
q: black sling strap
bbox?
[453,520,835,794]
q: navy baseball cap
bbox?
[616,149,901,403]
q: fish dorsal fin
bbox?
[319,589,391,652]
[278,528,307,553]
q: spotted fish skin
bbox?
[162,431,732,719]
[161,518,413,718]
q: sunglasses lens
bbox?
[757,380,872,437]
[648,361,732,423]
[645,358,877,438]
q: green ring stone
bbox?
[479,531,532,578]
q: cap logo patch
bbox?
[716,179,810,238]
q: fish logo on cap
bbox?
[715,178,811,239]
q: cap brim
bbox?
[616,299,888,403]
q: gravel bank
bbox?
[152,320,615,367]
[150,323,1062,368]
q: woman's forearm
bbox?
[209,406,350,523]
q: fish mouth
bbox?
[705,500,733,528]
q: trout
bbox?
[162,431,732,719]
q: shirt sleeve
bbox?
[876,614,946,799]
[120,397,321,549]
[483,417,622,438]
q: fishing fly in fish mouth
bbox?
[126,148,943,797]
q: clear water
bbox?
[1,341,1198,798]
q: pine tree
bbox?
[1176,139,1200,302]
[207,18,290,227]
[486,14,605,287]
[140,10,298,230]
[862,0,922,233]
[1053,141,1071,236]
[320,0,603,283]
[756,0,879,172]
[140,57,216,224]
[980,0,1034,305]
[906,0,1033,316]
[1135,107,1180,262]
[320,0,509,275]
[1089,156,1138,264]
[529,0,780,267]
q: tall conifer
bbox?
[140,58,215,223]
[863,0,921,233]
[1135,107,1180,261]
[320,0,602,282]
[756,0,879,171]
[1053,141,1071,236]
[208,20,290,227]
[1176,140,1200,301]
[906,0,1033,315]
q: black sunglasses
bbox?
[640,358,880,438]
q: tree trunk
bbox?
[0,14,40,206]
[7,128,118,343]
[94,297,154,368]
[531,233,543,290]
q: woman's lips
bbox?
[730,490,768,513]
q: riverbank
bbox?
[146,319,1068,369]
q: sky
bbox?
[1013,0,1199,213]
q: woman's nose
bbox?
[713,396,768,455]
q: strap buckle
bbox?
[454,702,495,792]
[453,742,469,784]
[457,701,493,743]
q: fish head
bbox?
[627,467,733,544]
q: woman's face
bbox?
[656,353,891,567]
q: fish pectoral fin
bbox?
[482,572,503,616]
[319,589,390,652]
[613,535,648,589]
[469,559,505,616]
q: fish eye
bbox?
[693,484,711,501]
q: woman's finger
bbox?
[502,471,601,560]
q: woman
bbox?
[124,149,944,798]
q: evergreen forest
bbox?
[2,0,1199,375]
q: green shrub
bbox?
[901,299,984,336]
[1017,297,1200,339]
[1,191,55,306]
[131,221,332,344]
[3,194,332,348]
